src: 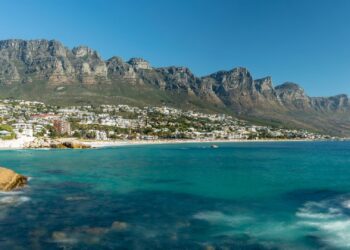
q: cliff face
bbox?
[0,39,349,135]
[0,39,107,84]
[198,69,283,112]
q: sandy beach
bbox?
[0,137,339,150]
[84,138,325,148]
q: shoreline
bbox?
[83,138,338,148]
[0,137,346,150]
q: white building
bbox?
[12,123,34,137]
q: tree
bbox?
[0,124,16,140]
[47,125,58,138]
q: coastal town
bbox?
[0,99,333,148]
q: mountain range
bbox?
[0,39,349,136]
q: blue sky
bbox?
[0,0,349,96]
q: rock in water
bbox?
[111,221,128,231]
[0,167,28,191]
[62,140,91,149]
[50,140,91,149]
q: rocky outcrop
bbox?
[51,220,129,245]
[127,58,151,70]
[25,138,91,149]
[62,140,91,149]
[0,167,28,191]
[50,140,91,149]
[25,138,51,148]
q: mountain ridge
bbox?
[0,39,350,136]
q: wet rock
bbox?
[111,221,128,231]
[175,221,191,228]
[0,167,28,191]
[80,226,108,236]
[52,231,77,244]
[52,226,108,245]
[65,196,89,201]
[49,142,67,149]
[50,140,91,149]
[204,245,216,250]
[29,228,48,249]
[62,140,91,149]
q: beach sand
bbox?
[84,138,320,148]
[0,137,333,150]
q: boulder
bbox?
[50,142,68,149]
[62,140,91,149]
[111,221,128,231]
[50,140,91,149]
[0,167,28,191]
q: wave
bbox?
[193,211,252,227]
[296,201,342,219]
[0,190,24,195]
[0,184,31,207]
[342,200,350,209]
[193,210,303,248]
[0,196,30,206]
[296,195,350,248]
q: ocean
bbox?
[1,141,350,249]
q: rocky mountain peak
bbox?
[72,46,101,60]
[208,67,254,94]
[275,82,304,93]
[158,66,193,75]
[274,82,311,109]
[127,58,151,70]
[253,76,277,100]
[107,56,124,65]
[0,39,109,84]
[327,94,349,108]
[0,39,350,135]
[211,66,251,79]
[154,66,198,93]
[254,76,273,91]
[333,94,348,99]
[0,39,68,60]
[229,67,251,76]
[106,56,137,81]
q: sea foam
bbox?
[0,196,30,206]
[193,211,252,226]
[296,195,350,248]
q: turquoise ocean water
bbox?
[1,141,350,249]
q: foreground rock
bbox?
[0,167,28,191]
